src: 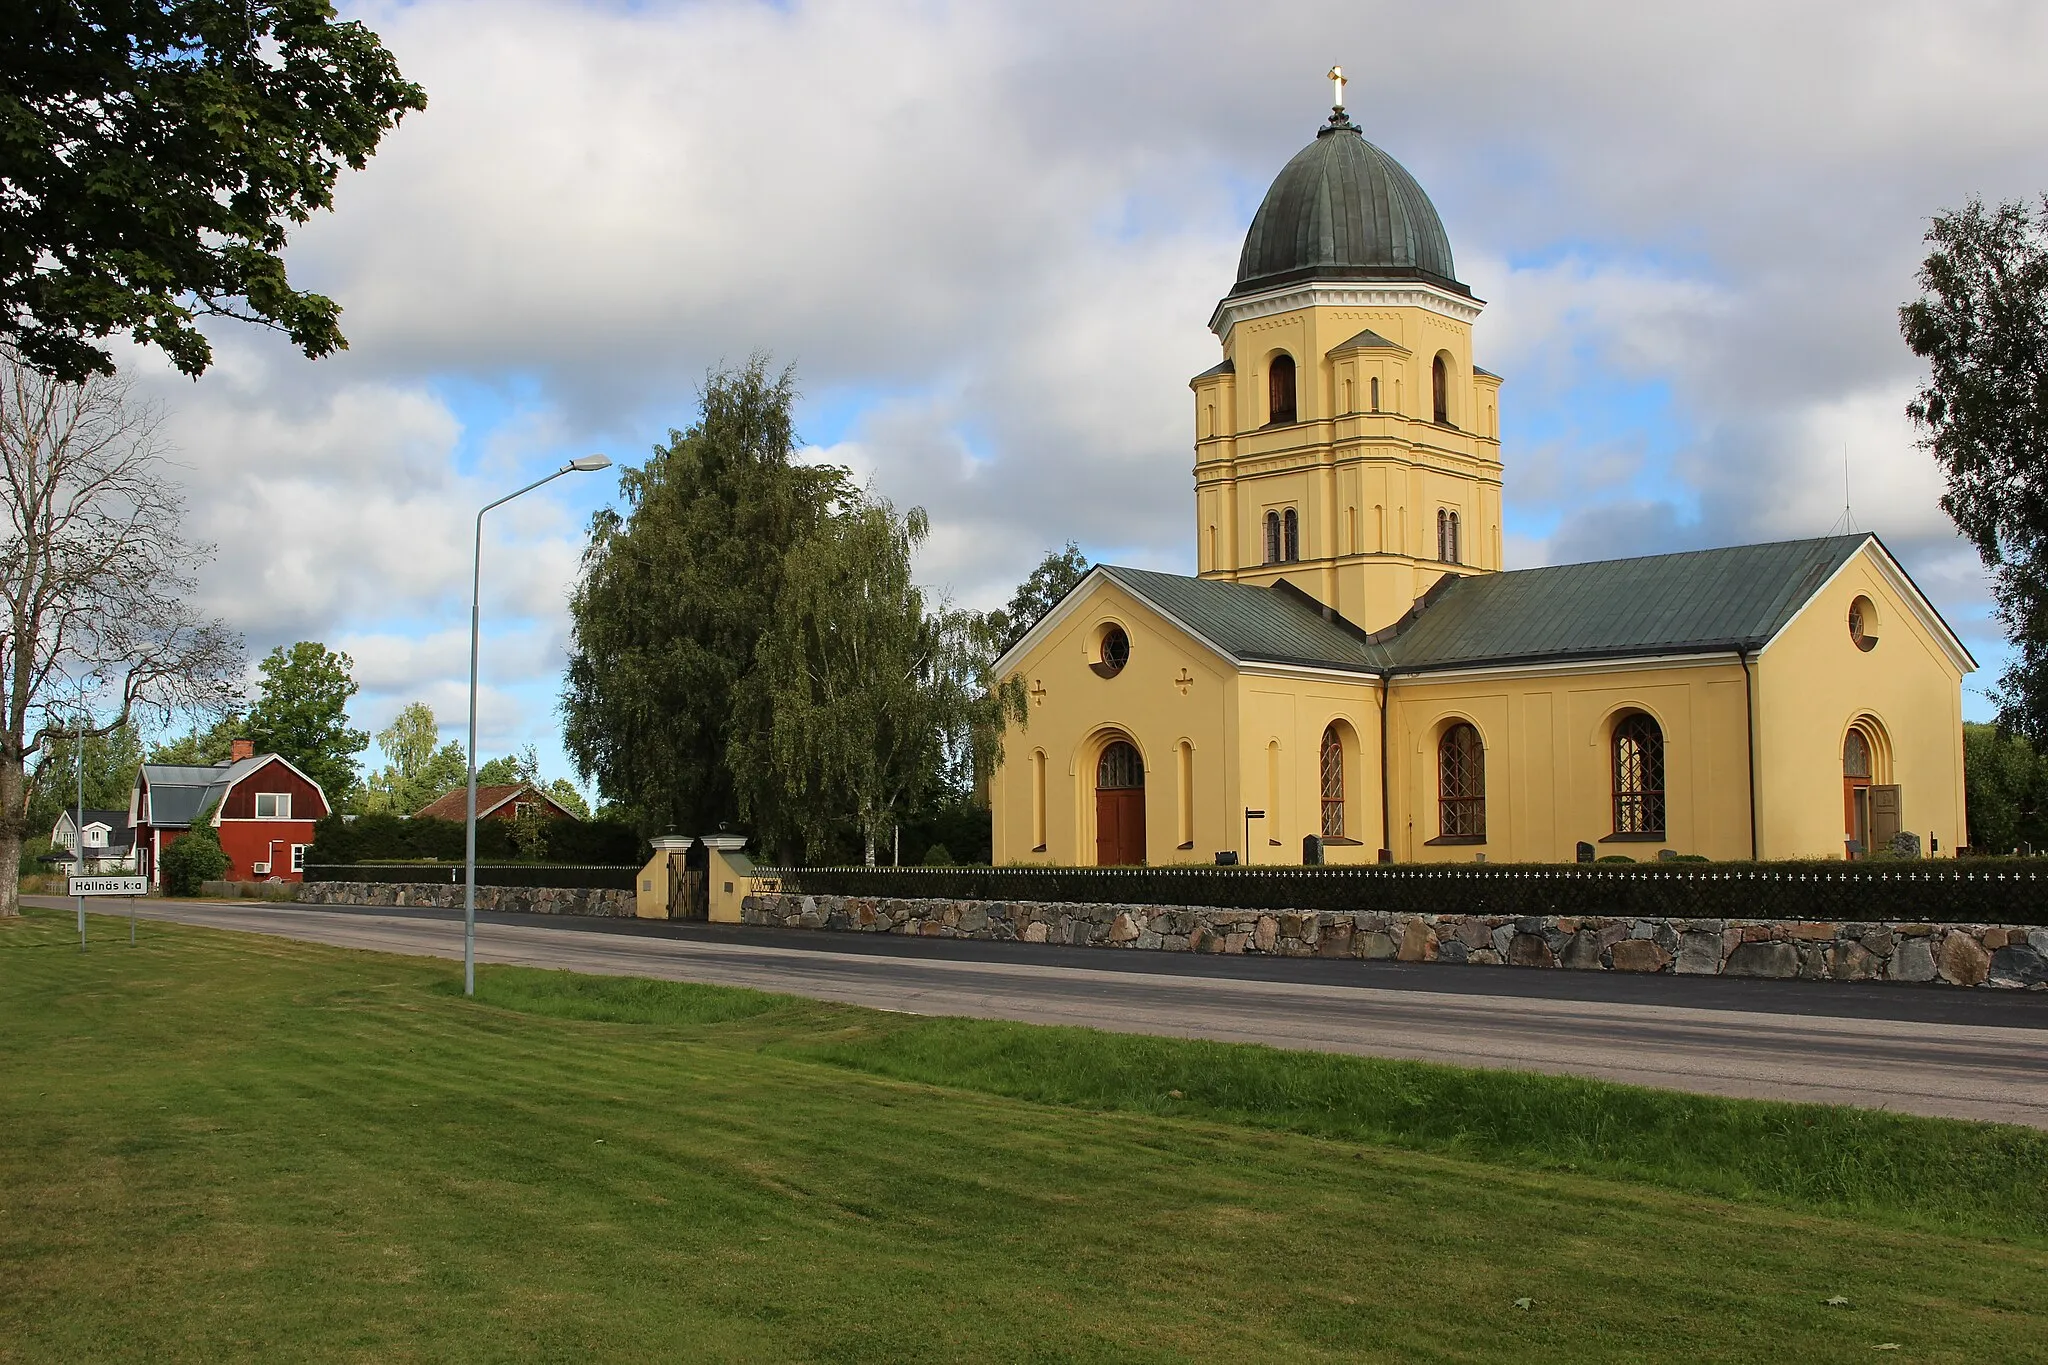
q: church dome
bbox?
[1232,112,1463,297]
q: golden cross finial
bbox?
[1328,65,1347,111]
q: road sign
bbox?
[68,875,147,897]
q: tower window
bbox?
[1268,354,1297,425]
[1283,508,1300,562]
[1370,376,1380,412]
[1432,355,1450,426]
[1436,509,1461,564]
[1264,510,1282,564]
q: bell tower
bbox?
[1192,80,1503,634]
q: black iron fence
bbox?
[303,863,638,891]
[759,861,2048,926]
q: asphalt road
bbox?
[35,895,2048,1129]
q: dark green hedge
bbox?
[764,861,2048,926]
[307,813,642,866]
[304,863,637,890]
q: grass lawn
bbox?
[2,908,2045,1362]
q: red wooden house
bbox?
[131,739,332,885]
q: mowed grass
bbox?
[0,911,2042,1363]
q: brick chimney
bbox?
[230,737,255,762]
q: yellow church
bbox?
[989,91,1974,867]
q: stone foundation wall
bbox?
[300,881,636,918]
[742,893,2048,989]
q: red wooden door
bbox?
[1095,789,1146,865]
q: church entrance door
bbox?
[1095,740,1147,865]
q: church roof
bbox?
[1379,536,1877,671]
[1099,566,1378,673]
[1232,111,1463,300]
[1050,536,1962,679]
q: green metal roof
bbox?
[1232,112,1462,299]
[1331,327,1406,352]
[1381,537,1870,671]
[1099,566,1380,673]
[1090,536,1877,677]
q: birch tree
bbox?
[0,355,241,915]
[735,495,1025,864]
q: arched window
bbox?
[1438,722,1485,839]
[1268,354,1297,425]
[1612,713,1665,836]
[1432,354,1450,425]
[1844,728,1872,779]
[1436,508,1450,562]
[1282,508,1300,561]
[1844,727,1873,854]
[1448,511,1461,565]
[1370,375,1381,412]
[1319,725,1345,839]
[1264,510,1282,564]
[1099,740,1144,790]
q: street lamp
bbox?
[463,453,612,996]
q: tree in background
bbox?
[0,357,241,917]
[990,543,1091,655]
[244,643,369,807]
[1,1,425,381]
[564,359,849,834]
[1962,722,2048,854]
[158,802,229,895]
[736,496,1026,864]
[364,702,467,815]
[544,780,591,820]
[475,745,538,788]
[1902,197,2048,740]
[28,721,141,833]
[148,714,245,767]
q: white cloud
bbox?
[124,0,2043,764]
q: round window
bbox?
[1848,596,1878,652]
[1092,624,1131,678]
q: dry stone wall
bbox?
[300,881,635,917]
[742,892,2048,989]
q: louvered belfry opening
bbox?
[1268,354,1297,425]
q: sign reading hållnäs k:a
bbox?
[68,876,147,897]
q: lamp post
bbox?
[463,454,612,996]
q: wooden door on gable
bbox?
[1094,741,1146,866]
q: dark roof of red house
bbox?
[412,783,579,822]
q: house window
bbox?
[1432,355,1450,425]
[513,800,537,820]
[254,792,290,819]
[1438,723,1486,840]
[1282,508,1300,562]
[1370,376,1380,412]
[1265,510,1282,564]
[84,828,104,847]
[1319,725,1345,840]
[1449,511,1460,564]
[1848,596,1879,652]
[1612,712,1666,836]
[291,844,307,873]
[1268,354,1297,425]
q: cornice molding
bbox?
[1210,280,1486,339]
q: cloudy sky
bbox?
[128,0,2048,787]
